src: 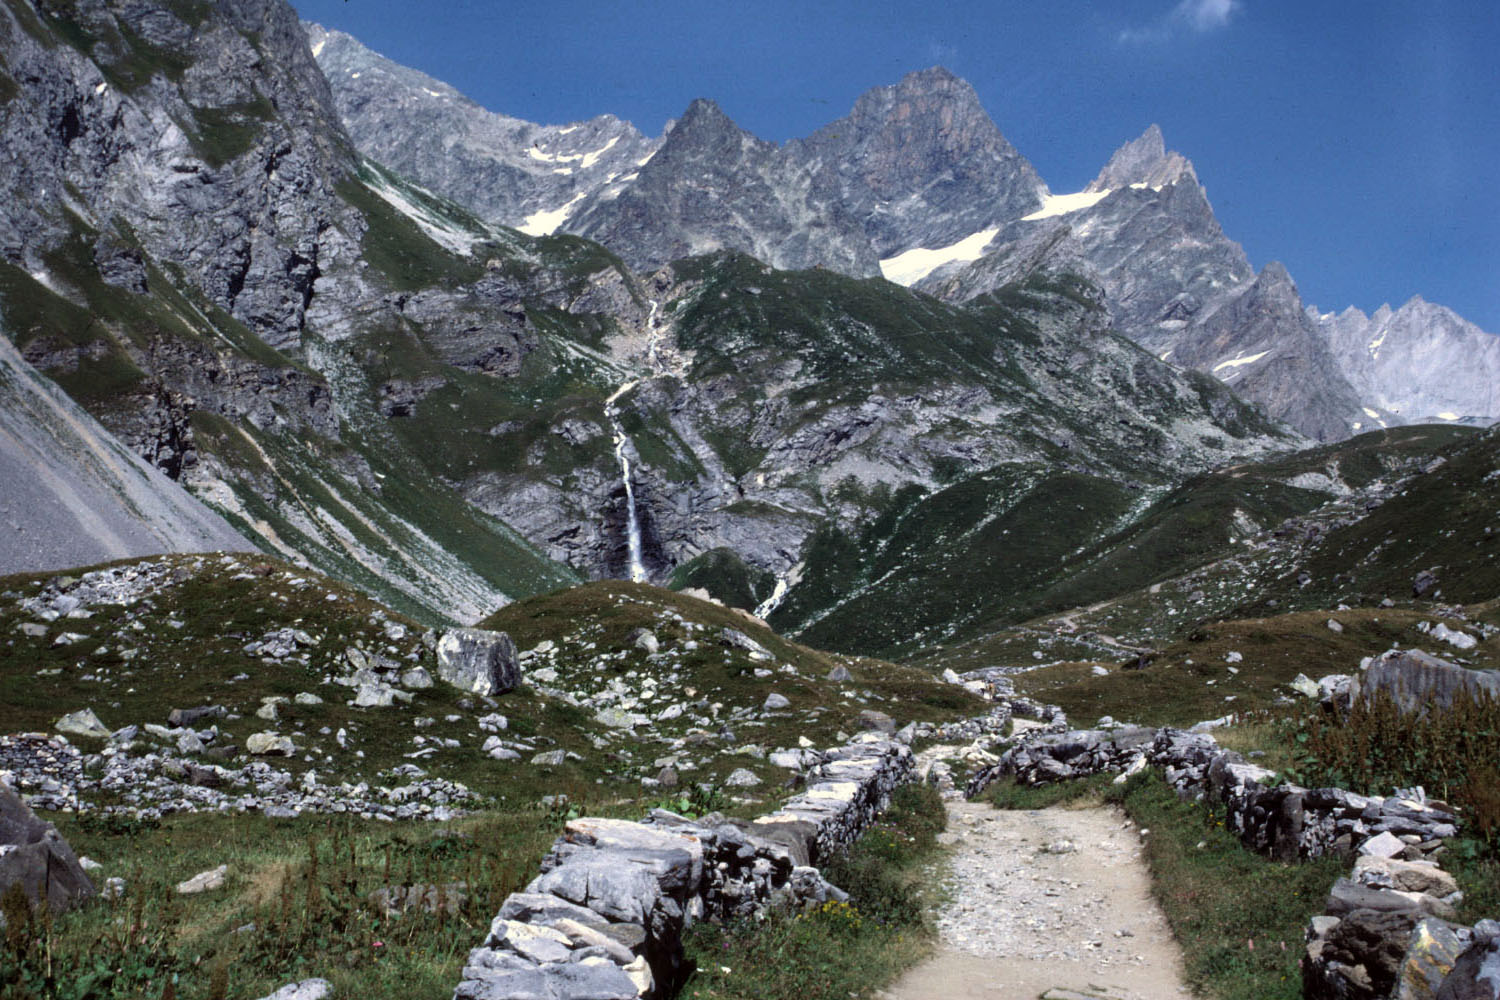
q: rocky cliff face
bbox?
[1315,297,1500,427]
[568,98,880,274]
[0,0,589,622]
[304,23,660,237]
[568,69,1046,274]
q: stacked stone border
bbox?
[452,733,914,1000]
[967,717,1499,998]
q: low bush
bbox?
[1276,689,1500,852]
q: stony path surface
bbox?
[880,797,1193,1000]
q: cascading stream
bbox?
[603,300,665,584]
[605,379,645,583]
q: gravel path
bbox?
[881,797,1193,1000]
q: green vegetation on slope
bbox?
[680,783,946,1000]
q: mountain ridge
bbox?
[306,35,1499,442]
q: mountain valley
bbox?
[1,2,1498,999]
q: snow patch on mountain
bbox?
[879,228,999,286]
[519,192,588,236]
[1021,188,1114,221]
[1212,350,1269,374]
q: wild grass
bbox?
[678,783,946,1000]
[1109,771,1346,1000]
[0,808,577,1000]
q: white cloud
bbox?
[1119,0,1241,43]
[1177,0,1239,31]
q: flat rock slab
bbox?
[880,800,1192,1000]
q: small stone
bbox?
[246,732,296,757]
[725,768,761,787]
[531,749,566,766]
[176,865,228,894]
[763,693,790,711]
[400,667,434,689]
[56,709,110,739]
[253,979,332,1000]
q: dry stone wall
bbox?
[452,733,914,1000]
[968,713,1498,999]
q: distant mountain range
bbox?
[0,0,1492,638]
[309,25,1500,442]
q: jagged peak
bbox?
[1257,260,1297,289]
[1087,124,1196,193]
[670,98,744,134]
[841,65,989,129]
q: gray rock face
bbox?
[0,336,253,576]
[1316,296,1500,427]
[0,781,95,914]
[0,0,355,354]
[570,69,1045,274]
[1169,262,1365,442]
[1358,649,1500,714]
[919,128,1369,440]
[568,98,878,275]
[305,23,660,236]
[436,629,521,696]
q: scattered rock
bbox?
[253,980,332,1000]
[627,628,659,654]
[245,732,297,757]
[762,693,790,711]
[725,768,761,787]
[436,629,521,696]
[176,865,227,894]
[55,709,110,739]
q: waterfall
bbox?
[603,300,673,584]
[605,379,645,583]
[753,561,803,620]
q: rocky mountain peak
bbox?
[665,98,747,143]
[1087,124,1197,192]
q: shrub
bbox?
[1277,688,1500,852]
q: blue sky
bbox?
[294,0,1500,331]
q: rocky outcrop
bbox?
[1357,649,1500,714]
[0,0,359,354]
[436,629,521,696]
[1303,838,1497,1000]
[453,734,913,999]
[0,780,95,914]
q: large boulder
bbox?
[436,629,521,696]
[1436,920,1500,1000]
[1358,649,1500,714]
[0,782,95,914]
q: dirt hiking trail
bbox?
[880,797,1193,1000]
